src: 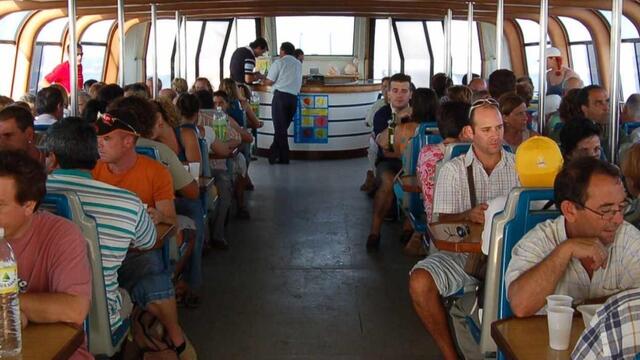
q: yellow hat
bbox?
[515,136,563,187]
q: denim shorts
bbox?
[118,249,175,308]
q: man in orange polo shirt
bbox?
[91,109,195,359]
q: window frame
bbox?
[79,19,115,82]
[556,16,599,86]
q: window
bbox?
[426,21,445,75]
[276,16,354,56]
[223,19,258,81]
[450,20,481,85]
[515,19,551,95]
[146,19,178,91]
[599,10,640,99]
[30,17,68,93]
[0,11,30,96]
[170,20,204,87]
[558,17,597,86]
[198,21,230,89]
[372,19,401,79]
[395,21,430,87]
[80,20,113,82]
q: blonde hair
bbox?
[171,78,188,94]
[0,96,14,111]
[622,142,640,195]
[218,78,240,101]
[152,97,180,128]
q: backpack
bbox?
[122,307,179,360]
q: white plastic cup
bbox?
[188,162,200,180]
[546,294,573,308]
[547,305,574,350]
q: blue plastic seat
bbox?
[622,122,640,135]
[135,146,160,160]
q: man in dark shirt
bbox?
[230,37,269,84]
[367,73,412,251]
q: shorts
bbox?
[375,158,402,180]
[118,249,175,308]
[410,251,478,297]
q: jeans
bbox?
[118,249,174,308]
[174,197,205,289]
[210,169,232,241]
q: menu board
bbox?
[294,94,329,144]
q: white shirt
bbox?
[505,216,640,305]
[433,146,519,215]
[267,54,302,96]
[34,113,57,126]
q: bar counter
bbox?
[252,80,381,159]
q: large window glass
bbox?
[80,20,113,82]
[223,19,258,81]
[146,19,178,91]
[184,21,203,87]
[450,20,481,85]
[426,21,445,75]
[30,17,68,93]
[0,11,30,96]
[276,16,354,55]
[372,19,401,79]
[395,21,430,87]
[558,16,597,86]
[515,19,551,95]
[199,21,230,89]
[599,10,640,99]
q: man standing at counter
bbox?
[262,42,302,164]
[230,37,269,84]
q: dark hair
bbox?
[0,105,34,131]
[35,87,64,115]
[294,49,304,58]
[250,37,268,51]
[577,85,604,109]
[44,118,98,170]
[212,90,229,104]
[280,42,295,55]
[123,82,150,98]
[461,73,480,86]
[437,101,471,139]
[558,88,583,123]
[83,79,98,92]
[488,69,516,99]
[516,76,534,88]
[554,156,621,209]
[97,84,124,106]
[431,73,452,98]
[107,96,154,137]
[498,92,525,116]
[515,83,533,107]
[82,99,105,124]
[0,149,46,209]
[389,73,412,87]
[194,90,214,110]
[411,88,438,123]
[559,117,601,157]
[176,93,200,119]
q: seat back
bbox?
[135,146,160,160]
[622,122,640,135]
[42,191,128,357]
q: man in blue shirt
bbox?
[263,42,303,164]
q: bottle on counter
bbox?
[0,228,21,357]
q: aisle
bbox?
[180,158,440,359]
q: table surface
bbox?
[429,221,483,253]
[23,322,84,359]
[492,315,585,360]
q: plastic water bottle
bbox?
[0,228,21,357]
[213,106,228,141]
[251,93,260,117]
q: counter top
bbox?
[252,80,381,94]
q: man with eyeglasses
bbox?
[507,157,640,317]
[409,98,518,360]
[41,43,84,94]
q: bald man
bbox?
[468,77,487,94]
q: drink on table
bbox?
[0,228,21,357]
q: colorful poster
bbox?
[294,94,329,144]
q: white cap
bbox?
[545,47,561,58]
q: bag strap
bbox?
[466,163,477,208]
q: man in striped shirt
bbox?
[44,119,156,332]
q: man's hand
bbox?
[465,203,488,224]
[564,237,608,271]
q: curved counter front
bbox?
[252,82,380,159]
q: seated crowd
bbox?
[362,68,640,358]
[0,75,263,359]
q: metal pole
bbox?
[67,0,78,116]
[496,0,504,69]
[387,17,392,77]
[151,3,158,99]
[609,0,623,162]
[537,0,548,132]
[235,17,239,49]
[176,11,181,81]
[445,9,453,78]
[182,15,187,81]
[117,0,125,87]
[467,2,474,84]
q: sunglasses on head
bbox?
[97,112,139,136]
[468,97,499,118]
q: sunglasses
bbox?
[468,97,499,118]
[96,112,139,136]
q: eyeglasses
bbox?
[468,97,499,118]
[576,200,631,221]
